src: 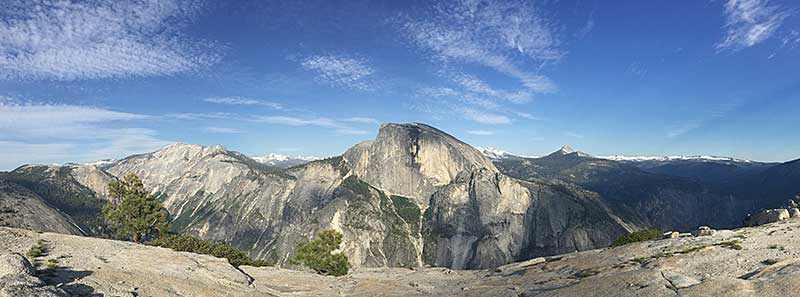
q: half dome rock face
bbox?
[343,123,496,206]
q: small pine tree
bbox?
[291,229,350,276]
[103,174,170,243]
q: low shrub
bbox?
[611,229,662,247]
[715,240,743,250]
[146,235,271,267]
[45,259,58,269]
[26,240,47,258]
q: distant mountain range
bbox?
[250,153,321,168]
[0,123,797,270]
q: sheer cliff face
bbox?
[107,144,421,268]
[343,123,497,206]
[343,123,638,269]
[421,169,637,269]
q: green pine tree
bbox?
[291,229,350,276]
[103,174,170,243]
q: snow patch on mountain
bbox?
[598,155,754,163]
[252,153,321,168]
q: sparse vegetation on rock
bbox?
[145,235,271,267]
[25,240,47,258]
[611,229,662,247]
[102,174,170,243]
[291,229,350,276]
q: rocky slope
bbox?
[6,216,800,296]
[104,143,424,268]
[0,164,114,235]
[0,179,82,235]
[493,147,745,230]
[98,123,640,269]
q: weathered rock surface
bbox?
[1,164,113,235]
[343,123,497,207]
[745,209,790,227]
[493,149,745,230]
[102,123,641,269]
[0,179,82,235]
[107,143,423,268]
[0,253,66,297]
[4,216,800,296]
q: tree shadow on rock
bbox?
[38,267,99,296]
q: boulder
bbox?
[745,209,790,227]
[789,208,800,218]
[691,226,716,237]
[663,231,680,239]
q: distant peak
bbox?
[251,153,321,168]
[559,145,576,154]
[475,146,513,159]
[546,145,592,158]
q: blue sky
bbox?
[1,0,799,170]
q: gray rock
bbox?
[0,253,66,297]
[745,209,790,227]
[0,179,83,235]
[691,226,716,237]
[0,253,34,278]
[106,123,642,270]
[661,270,701,289]
[789,208,800,218]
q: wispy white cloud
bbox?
[256,116,342,128]
[564,131,584,138]
[460,108,511,124]
[717,0,791,51]
[466,130,497,136]
[627,61,648,78]
[0,0,220,81]
[254,115,376,136]
[452,73,533,104]
[666,101,742,138]
[203,97,283,109]
[335,129,370,135]
[576,10,596,38]
[414,84,541,124]
[165,112,237,120]
[401,0,561,93]
[0,141,76,169]
[667,122,702,138]
[205,127,244,134]
[300,55,375,90]
[514,111,541,121]
[0,98,171,169]
[341,117,381,124]
[0,100,147,139]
